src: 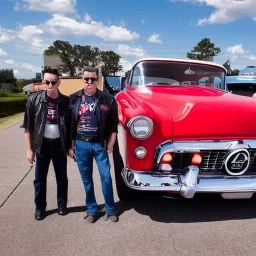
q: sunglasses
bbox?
[83,77,97,82]
[45,80,58,86]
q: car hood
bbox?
[126,85,256,140]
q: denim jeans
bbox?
[75,139,116,215]
[34,138,68,211]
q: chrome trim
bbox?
[154,140,256,171]
[173,140,249,151]
[121,167,256,199]
[134,147,147,159]
[122,166,199,198]
[156,142,175,164]
[127,116,153,140]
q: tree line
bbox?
[0,38,241,84]
[47,38,240,77]
[44,40,122,76]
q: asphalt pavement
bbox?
[1,119,256,256]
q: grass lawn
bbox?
[0,92,27,102]
[0,112,24,132]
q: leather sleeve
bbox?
[20,96,34,132]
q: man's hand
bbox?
[68,148,74,158]
[107,142,114,153]
[107,132,117,153]
[27,149,35,164]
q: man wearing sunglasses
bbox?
[69,67,119,223]
[21,67,70,221]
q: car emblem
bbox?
[224,149,250,176]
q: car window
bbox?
[130,61,226,90]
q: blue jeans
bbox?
[34,138,68,211]
[75,139,116,215]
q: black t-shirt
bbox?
[77,93,99,136]
[46,95,58,124]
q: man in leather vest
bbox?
[21,68,70,220]
[69,67,119,223]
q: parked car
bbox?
[113,58,256,201]
[226,75,256,97]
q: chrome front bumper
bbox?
[121,166,256,199]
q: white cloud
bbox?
[175,0,256,25]
[120,58,132,71]
[216,43,256,70]
[247,55,256,60]
[227,44,245,54]
[4,59,17,65]
[0,49,7,56]
[148,34,162,44]
[117,44,146,57]
[14,2,20,11]
[4,58,41,72]
[18,25,43,42]
[17,25,48,53]
[22,0,77,14]
[13,70,19,75]
[0,24,48,54]
[0,27,15,43]
[84,13,92,23]
[44,14,139,42]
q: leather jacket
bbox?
[69,89,118,146]
[21,90,70,154]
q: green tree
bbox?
[44,40,78,76]
[223,60,240,76]
[74,45,101,70]
[44,40,123,76]
[0,69,17,85]
[100,51,122,76]
[187,38,221,61]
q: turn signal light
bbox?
[161,153,172,163]
[191,153,202,165]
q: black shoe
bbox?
[35,210,45,221]
[58,208,68,216]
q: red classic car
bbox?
[113,58,256,201]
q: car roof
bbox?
[132,58,227,73]
[226,75,256,84]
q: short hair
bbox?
[83,67,98,78]
[42,67,60,79]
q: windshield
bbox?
[130,60,226,90]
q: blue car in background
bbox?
[226,66,256,97]
[103,76,126,95]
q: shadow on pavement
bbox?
[114,194,256,223]
[45,194,256,223]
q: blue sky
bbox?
[0,0,256,78]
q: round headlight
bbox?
[127,116,153,139]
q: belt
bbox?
[43,137,60,142]
[76,134,100,143]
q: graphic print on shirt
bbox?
[77,94,98,136]
[46,102,57,124]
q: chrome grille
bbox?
[171,149,256,175]
[200,150,226,174]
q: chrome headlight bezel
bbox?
[127,116,153,140]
